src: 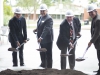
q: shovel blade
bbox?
[8,48,17,51]
[75,57,85,62]
[60,54,72,57]
[36,48,47,52]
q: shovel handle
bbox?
[68,37,79,53]
[16,38,30,49]
[82,46,89,58]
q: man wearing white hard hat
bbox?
[87,4,100,75]
[8,8,27,67]
[33,4,53,68]
[56,10,81,69]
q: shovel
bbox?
[8,38,30,52]
[36,43,47,52]
[61,36,80,57]
[75,46,89,62]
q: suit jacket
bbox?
[8,16,27,45]
[90,14,100,50]
[56,19,79,50]
[37,14,53,44]
[73,17,81,33]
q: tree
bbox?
[3,0,13,16]
[88,0,97,3]
[16,0,40,21]
[42,0,52,7]
[3,0,13,26]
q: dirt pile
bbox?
[0,69,87,75]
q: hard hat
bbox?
[87,4,97,12]
[40,4,47,10]
[14,8,21,14]
[65,10,74,16]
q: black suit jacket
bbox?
[90,14,100,50]
[73,17,81,33]
[37,14,53,44]
[56,19,79,50]
[8,16,27,45]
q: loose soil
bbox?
[0,69,87,75]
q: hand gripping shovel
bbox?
[61,36,80,57]
[36,43,47,52]
[8,38,30,52]
[75,46,89,62]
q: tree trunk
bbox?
[33,10,36,21]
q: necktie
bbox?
[70,23,73,41]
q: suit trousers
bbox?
[11,41,24,66]
[97,50,100,72]
[40,42,53,68]
[61,44,76,69]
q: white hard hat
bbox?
[40,4,47,10]
[14,8,21,14]
[65,10,74,16]
[87,4,97,12]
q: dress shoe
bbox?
[20,64,25,66]
[13,64,18,67]
[40,64,46,68]
[96,73,100,75]
[96,71,100,75]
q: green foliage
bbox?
[3,0,13,16]
[42,0,52,7]
[3,0,13,26]
[3,15,11,26]
[88,0,97,3]
[16,0,40,11]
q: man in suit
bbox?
[33,4,53,68]
[87,4,100,75]
[8,8,27,67]
[56,10,81,70]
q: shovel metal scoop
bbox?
[61,36,80,57]
[8,38,30,52]
[36,43,47,52]
[76,46,89,62]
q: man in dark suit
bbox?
[56,10,81,70]
[33,4,53,68]
[87,4,100,75]
[8,8,27,67]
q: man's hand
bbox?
[88,41,92,47]
[33,29,37,34]
[38,38,42,43]
[70,40,73,43]
[77,32,81,37]
[16,41,20,47]
[69,42,74,49]
[24,40,27,43]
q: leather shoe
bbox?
[96,71,100,75]
[20,64,25,66]
[13,64,18,67]
[40,64,46,68]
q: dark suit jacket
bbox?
[73,17,81,33]
[90,14,100,50]
[56,19,79,50]
[8,16,27,46]
[37,14,53,44]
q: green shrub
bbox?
[3,15,11,26]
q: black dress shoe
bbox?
[93,70,98,72]
[20,64,25,66]
[40,64,46,68]
[13,64,18,67]
[96,73,100,75]
[96,71,100,75]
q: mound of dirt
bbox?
[0,69,87,75]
